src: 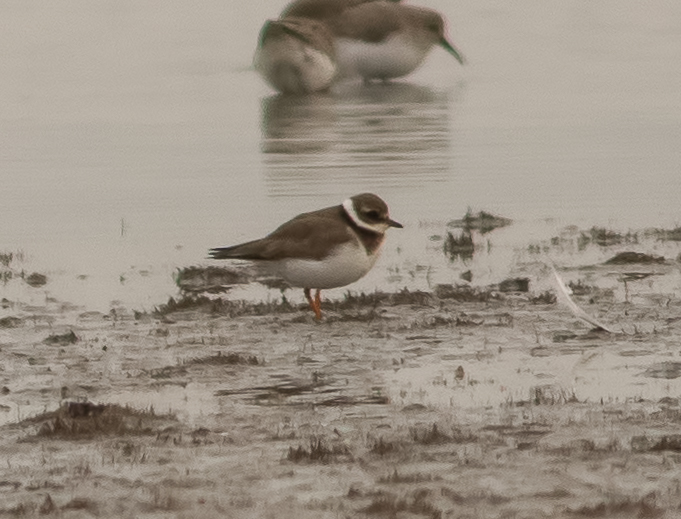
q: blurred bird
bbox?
[254,17,337,94]
[282,0,465,81]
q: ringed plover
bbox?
[209,193,402,320]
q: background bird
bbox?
[254,17,337,94]
[282,0,465,82]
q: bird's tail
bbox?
[208,246,243,260]
[208,239,268,260]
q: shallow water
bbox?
[1,0,681,311]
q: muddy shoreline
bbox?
[2,243,681,518]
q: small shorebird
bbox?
[209,193,402,320]
[254,17,337,94]
[282,0,465,81]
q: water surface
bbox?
[1,0,680,310]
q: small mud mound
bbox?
[643,362,681,379]
[148,352,261,379]
[0,316,22,328]
[646,226,681,242]
[580,226,639,247]
[409,423,477,445]
[358,489,443,519]
[186,352,260,366]
[441,210,511,261]
[332,289,433,311]
[155,289,435,320]
[498,277,530,292]
[568,496,663,517]
[434,284,499,302]
[43,330,79,345]
[24,272,48,288]
[287,436,352,464]
[443,230,474,261]
[154,294,296,318]
[631,434,681,452]
[0,251,15,268]
[604,252,665,265]
[175,265,251,294]
[216,375,388,407]
[447,209,512,234]
[22,402,176,439]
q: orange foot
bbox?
[304,288,323,321]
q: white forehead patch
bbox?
[342,198,388,234]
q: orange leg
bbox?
[304,288,323,320]
[314,289,322,319]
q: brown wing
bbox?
[209,204,353,261]
[330,2,404,42]
[258,205,354,260]
[282,0,399,21]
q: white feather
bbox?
[552,265,613,333]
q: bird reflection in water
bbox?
[259,82,464,196]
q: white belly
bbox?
[335,36,430,80]
[255,36,336,94]
[274,241,381,289]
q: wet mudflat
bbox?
[2,228,681,518]
[2,1,681,516]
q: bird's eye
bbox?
[427,22,440,33]
[365,210,380,220]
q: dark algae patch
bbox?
[22,402,176,439]
[286,437,351,464]
[643,362,681,379]
[24,272,47,288]
[0,316,22,328]
[604,251,665,264]
[43,330,79,345]
[174,265,251,293]
[447,209,512,234]
[443,229,474,261]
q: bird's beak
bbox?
[388,218,403,229]
[440,37,465,65]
